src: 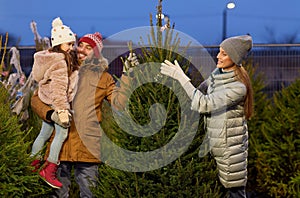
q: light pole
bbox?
[222,2,235,41]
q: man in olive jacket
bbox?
[31,32,138,197]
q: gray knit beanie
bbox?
[220,35,252,66]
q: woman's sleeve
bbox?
[191,83,246,114]
[197,79,208,94]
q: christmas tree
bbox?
[95,0,223,197]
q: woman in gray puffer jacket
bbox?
[161,35,254,198]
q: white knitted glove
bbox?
[160,60,196,99]
[160,60,190,86]
[123,52,139,73]
[51,110,70,128]
[57,110,70,125]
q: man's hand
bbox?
[51,110,71,128]
[123,52,139,73]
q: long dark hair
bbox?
[49,45,79,76]
[235,66,254,120]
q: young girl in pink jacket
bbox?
[30,17,79,189]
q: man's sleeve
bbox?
[110,74,131,110]
[30,90,53,122]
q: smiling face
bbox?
[216,47,237,72]
[76,41,94,61]
[60,42,75,53]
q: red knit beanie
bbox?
[78,32,103,58]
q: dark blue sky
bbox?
[1,0,300,46]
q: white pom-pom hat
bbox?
[51,17,76,47]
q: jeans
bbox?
[31,121,68,164]
[50,162,99,198]
[228,186,247,198]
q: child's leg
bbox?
[47,124,69,164]
[31,121,54,158]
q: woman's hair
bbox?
[235,66,254,120]
[49,45,79,76]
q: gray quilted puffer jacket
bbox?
[191,68,248,188]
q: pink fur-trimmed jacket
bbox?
[32,50,78,111]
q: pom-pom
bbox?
[52,17,63,28]
[94,32,103,41]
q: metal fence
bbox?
[2,44,300,97]
[250,44,300,96]
[193,44,300,96]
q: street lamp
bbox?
[222,2,235,40]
